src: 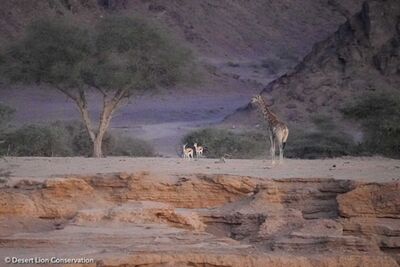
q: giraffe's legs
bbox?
[278,140,283,164]
[270,136,276,165]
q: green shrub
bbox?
[183,122,357,160]
[227,61,240,67]
[285,115,357,159]
[48,120,103,156]
[0,103,15,132]
[182,128,265,159]
[285,130,357,159]
[2,124,71,156]
[1,121,154,157]
[310,114,336,131]
[54,121,111,156]
[108,134,154,157]
[341,93,400,158]
[0,104,15,156]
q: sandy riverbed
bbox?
[1,156,399,182]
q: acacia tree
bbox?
[0,16,193,157]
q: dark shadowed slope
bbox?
[225,0,400,129]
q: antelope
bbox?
[182,144,193,159]
[193,143,204,158]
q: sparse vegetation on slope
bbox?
[228,0,400,133]
[342,93,400,158]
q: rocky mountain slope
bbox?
[1,0,364,85]
[226,0,400,129]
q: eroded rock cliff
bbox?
[1,172,398,266]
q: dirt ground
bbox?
[1,156,399,182]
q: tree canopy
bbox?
[1,16,193,94]
[0,15,195,157]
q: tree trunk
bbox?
[93,135,103,158]
[90,95,121,158]
[56,87,126,158]
[92,115,109,158]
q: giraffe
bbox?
[251,95,289,164]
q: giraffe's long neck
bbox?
[256,99,279,128]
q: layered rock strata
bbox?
[0,173,398,266]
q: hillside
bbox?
[1,0,363,62]
[0,0,367,156]
[226,0,400,131]
[0,0,366,88]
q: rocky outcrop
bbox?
[255,178,356,219]
[0,173,256,219]
[338,182,400,218]
[226,0,400,126]
[0,177,108,218]
[86,173,257,208]
[0,173,399,266]
[338,182,400,264]
[272,219,380,253]
[73,201,205,231]
[341,217,400,246]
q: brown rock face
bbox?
[338,182,400,218]
[73,201,206,231]
[87,173,257,208]
[227,0,400,126]
[0,177,108,218]
[0,173,399,267]
[338,182,400,264]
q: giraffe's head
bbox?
[251,95,263,104]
